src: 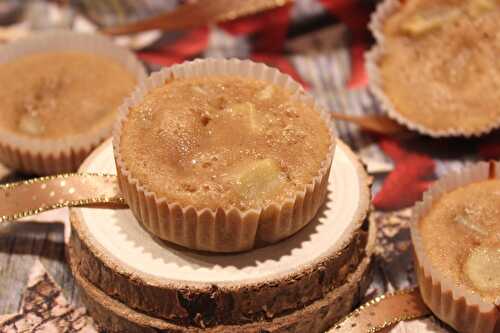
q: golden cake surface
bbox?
[379,0,500,134]
[119,76,332,210]
[0,52,136,139]
[420,179,500,303]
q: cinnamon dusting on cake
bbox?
[379,0,500,134]
[420,178,500,302]
[120,75,332,210]
[0,52,136,139]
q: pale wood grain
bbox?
[0,260,96,332]
[0,210,82,315]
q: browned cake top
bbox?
[420,179,500,303]
[119,76,332,210]
[0,52,136,139]
[380,0,500,133]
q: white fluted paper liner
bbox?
[411,161,500,333]
[0,30,147,175]
[366,0,500,138]
[113,58,337,253]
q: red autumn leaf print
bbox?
[219,4,292,53]
[138,27,209,67]
[319,0,371,89]
[378,137,412,162]
[347,42,369,89]
[250,53,310,89]
[374,137,436,210]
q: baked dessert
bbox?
[368,0,500,136]
[70,137,373,331]
[114,59,336,252]
[73,138,370,326]
[420,180,500,303]
[0,31,145,175]
[0,52,135,140]
[412,161,500,333]
[119,76,331,210]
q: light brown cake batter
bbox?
[0,52,136,139]
[379,0,500,133]
[420,179,500,302]
[119,76,332,210]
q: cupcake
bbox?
[114,59,336,253]
[0,31,146,175]
[411,161,500,333]
[368,0,500,137]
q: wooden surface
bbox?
[0,260,95,332]
[0,219,70,311]
[0,210,83,319]
[0,164,454,332]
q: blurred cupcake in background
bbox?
[0,30,146,175]
[368,0,500,137]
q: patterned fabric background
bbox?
[1,0,498,331]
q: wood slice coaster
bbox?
[68,139,375,332]
[69,243,374,333]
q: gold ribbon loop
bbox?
[103,0,292,36]
[0,173,126,222]
[329,287,431,333]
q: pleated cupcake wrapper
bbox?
[0,30,147,175]
[113,58,337,253]
[410,161,500,333]
[366,0,500,138]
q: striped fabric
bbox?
[73,0,498,210]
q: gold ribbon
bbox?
[103,0,293,36]
[0,173,126,222]
[329,287,431,333]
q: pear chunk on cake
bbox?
[464,246,500,291]
[467,0,496,17]
[402,8,459,36]
[228,158,286,203]
[229,102,262,132]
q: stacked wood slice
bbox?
[67,140,375,333]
